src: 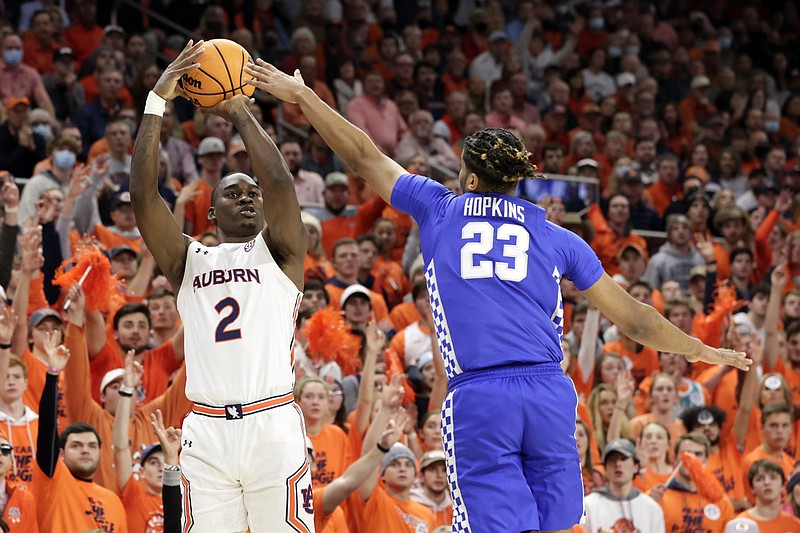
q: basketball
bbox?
[179,39,256,108]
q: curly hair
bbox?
[462,128,541,192]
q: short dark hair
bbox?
[750,282,771,300]
[148,287,175,302]
[761,402,793,425]
[356,234,381,252]
[627,280,653,296]
[729,247,753,264]
[304,281,330,304]
[747,458,785,487]
[59,422,102,450]
[462,129,537,192]
[542,143,563,157]
[113,302,151,330]
[412,280,428,301]
[680,405,727,431]
[332,238,358,258]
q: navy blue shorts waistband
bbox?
[449,361,563,388]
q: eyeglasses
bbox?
[0,444,13,456]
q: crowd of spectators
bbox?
[0,0,800,531]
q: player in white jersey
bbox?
[130,41,313,533]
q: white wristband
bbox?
[144,91,167,117]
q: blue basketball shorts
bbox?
[441,362,584,532]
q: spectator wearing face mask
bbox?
[18,134,81,225]
[0,33,56,119]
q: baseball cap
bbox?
[713,206,746,230]
[577,158,598,169]
[381,443,417,475]
[28,308,62,329]
[324,172,349,189]
[602,439,637,463]
[732,313,755,337]
[100,368,125,394]
[690,264,706,280]
[111,190,132,210]
[103,24,125,36]
[53,46,75,62]
[616,72,636,87]
[763,374,783,391]
[228,137,246,156]
[140,443,162,466]
[685,166,710,183]
[420,449,446,470]
[724,518,759,533]
[416,351,433,370]
[488,31,508,42]
[755,184,780,196]
[618,242,645,259]
[108,245,137,261]
[198,137,226,156]
[340,284,370,307]
[690,75,711,89]
[300,211,322,235]
[685,189,711,208]
[5,97,30,110]
[620,168,642,182]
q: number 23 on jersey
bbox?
[460,222,530,281]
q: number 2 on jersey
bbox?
[460,222,529,281]
[214,297,242,342]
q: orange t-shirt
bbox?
[310,424,353,488]
[590,231,649,277]
[183,179,214,236]
[63,24,104,63]
[602,340,660,387]
[770,358,800,405]
[736,510,800,532]
[64,323,191,492]
[629,414,686,462]
[644,180,683,217]
[633,466,671,493]
[2,417,39,489]
[372,257,410,310]
[93,224,143,253]
[389,302,421,332]
[121,477,163,533]
[21,349,68,432]
[655,487,733,533]
[314,485,351,533]
[79,74,134,107]
[3,479,38,533]
[741,446,796,505]
[33,459,128,533]
[324,282,390,324]
[304,254,335,284]
[363,485,435,533]
[319,197,387,257]
[707,437,746,504]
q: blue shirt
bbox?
[392,173,604,378]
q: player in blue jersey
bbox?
[245,61,753,533]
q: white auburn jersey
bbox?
[177,234,302,405]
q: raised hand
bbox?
[153,40,206,101]
[365,321,386,354]
[122,349,144,389]
[19,224,42,274]
[66,163,91,200]
[0,172,19,210]
[774,189,792,214]
[150,409,182,465]
[244,59,307,104]
[42,332,69,371]
[615,370,635,406]
[175,179,201,207]
[0,305,17,346]
[771,261,788,291]
[381,374,404,411]
[694,233,715,263]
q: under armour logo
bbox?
[183,439,192,447]
[194,248,209,255]
[225,404,243,420]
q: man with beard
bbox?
[411,450,453,529]
[85,302,184,405]
[681,406,748,511]
[583,439,665,532]
[34,324,127,532]
[280,138,324,205]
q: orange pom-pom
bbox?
[303,308,362,376]
[384,348,415,405]
[679,451,724,502]
[53,243,125,313]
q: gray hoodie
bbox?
[643,242,704,291]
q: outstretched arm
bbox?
[583,273,752,370]
[208,96,308,288]
[245,60,407,204]
[130,40,205,292]
[112,350,141,491]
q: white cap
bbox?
[198,136,226,156]
[300,211,321,234]
[616,72,636,87]
[724,518,759,533]
[577,158,599,169]
[691,75,711,89]
[340,284,371,307]
[100,368,125,395]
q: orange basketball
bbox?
[179,39,256,108]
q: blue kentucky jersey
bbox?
[392,173,604,378]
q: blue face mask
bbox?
[607,46,622,58]
[719,37,732,50]
[589,17,604,30]
[764,120,780,134]
[3,49,22,66]
[53,149,76,170]
[32,123,53,139]
[626,46,640,56]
